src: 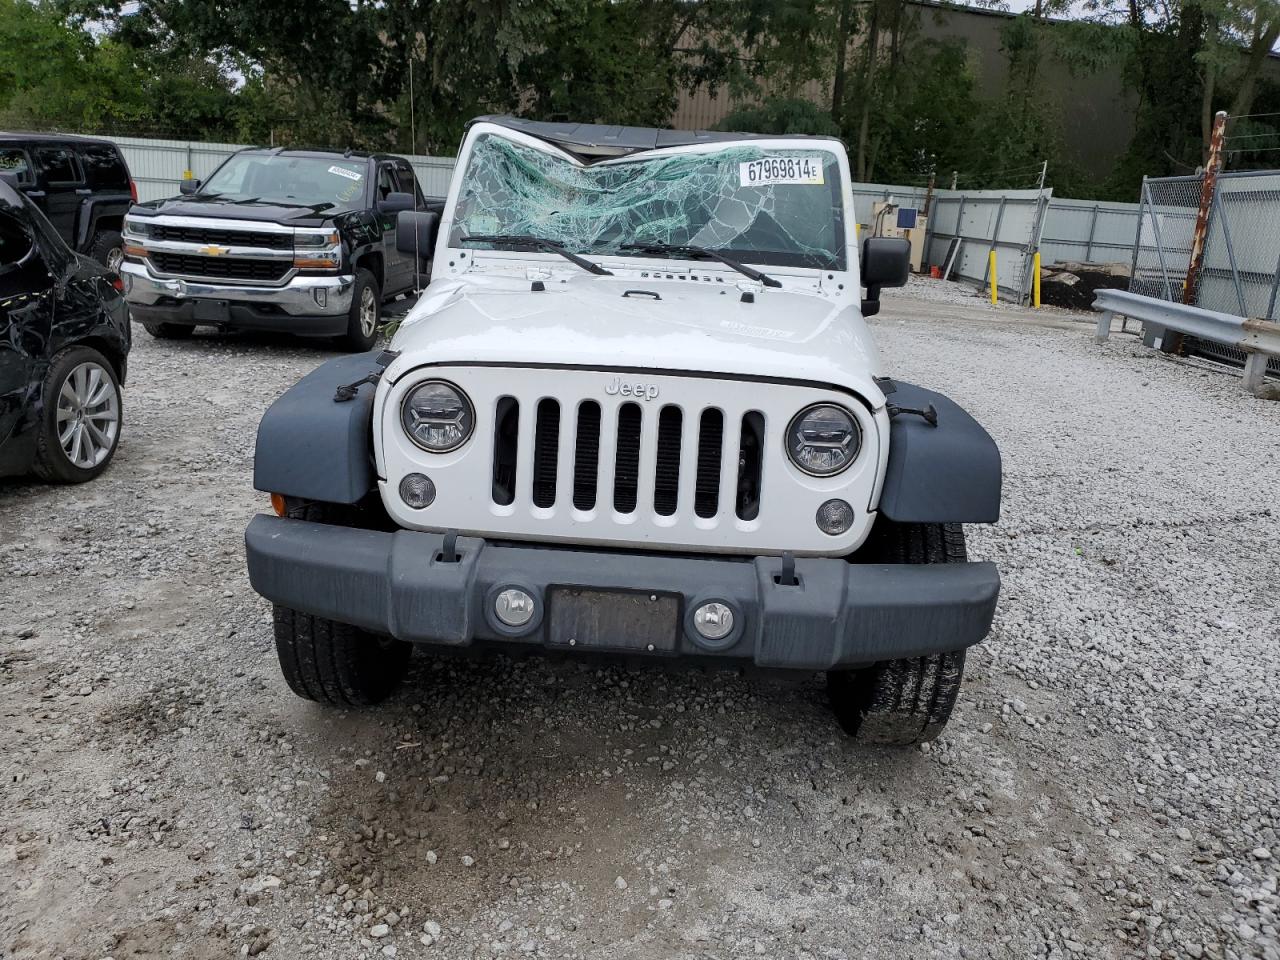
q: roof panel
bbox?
[467,115,842,157]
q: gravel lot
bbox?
[2,289,1278,960]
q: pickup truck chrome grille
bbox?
[148,224,294,250]
[150,253,291,282]
[493,396,763,523]
[378,365,883,557]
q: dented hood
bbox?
[386,272,887,403]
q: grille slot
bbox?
[491,397,519,505]
[532,399,560,508]
[150,253,289,282]
[148,225,293,250]
[694,408,724,518]
[572,401,601,510]
[653,406,683,516]
[736,412,765,521]
[613,403,643,513]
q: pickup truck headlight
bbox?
[785,403,860,476]
[401,380,474,452]
[122,219,150,259]
[293,230,341,270]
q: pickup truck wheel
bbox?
[272,606,411,707]
[340,269,380,352]
[828,520,969,744]
[89,230,124,273]
[142,321,194,340]
[32,346,123,483]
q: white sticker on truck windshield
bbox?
[328,165,363,181]
[739,157,824,187]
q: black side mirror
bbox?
[396,210,440,258]
[179,179,200,195]
[860,237,910,317]
[378,191,416,216]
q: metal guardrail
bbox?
[1092,288,1280,396]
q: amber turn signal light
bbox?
[270,493,286,517]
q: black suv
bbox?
[0,174,131,483]
[0,133,136,275]
[121,148,441,351]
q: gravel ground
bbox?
[2,291,1278,960]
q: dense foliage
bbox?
[1,0,1277,200]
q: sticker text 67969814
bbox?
[739,157,825,187]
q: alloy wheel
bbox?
[56,361,120,469]
[359,286,378,337]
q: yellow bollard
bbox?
[1033,251,1041,308]
[989,250,998,304]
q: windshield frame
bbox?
[197,151,372,212]
[438,123,858,284]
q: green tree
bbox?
[718,96,841,134]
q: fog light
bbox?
[693,602,735,641]
[815,499,854,535]
[495,588,535,627]
[313,287,327,308]
[399,472,435,508]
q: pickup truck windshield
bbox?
[451,133,846,271]
[199,154,368,211]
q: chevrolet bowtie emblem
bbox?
[198,244,229,256]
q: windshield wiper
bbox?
[461,234,612,276]
[620,242,782,288]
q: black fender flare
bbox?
[876,380,1001,524]
[253,352,383,504]
[75,196,130,251]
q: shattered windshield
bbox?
[450,133,846,270]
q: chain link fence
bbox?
[1130,175,1201,303]
[1131,170,1280,376]
[1198,171,1280,320]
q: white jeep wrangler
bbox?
[245,117,1001,745]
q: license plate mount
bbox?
[192,299,230,323]
[547,587,680,654]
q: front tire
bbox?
[89,230,124,273]
[828,521,970,744]
[32,346,123,483]
[272,606,411,706]
[271,497,410,706]
[340,269,380,352]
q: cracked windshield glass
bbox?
[451,133,847,270]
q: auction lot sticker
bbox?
[739,157,824,186]
[328,165,363,181]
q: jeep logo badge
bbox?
[605,377,659,401]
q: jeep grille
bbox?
[490,397,765,522]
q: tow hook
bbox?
[887,402,939,427]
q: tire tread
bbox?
[829,519,970,744]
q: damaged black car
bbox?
[0,173,130,483]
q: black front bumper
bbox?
[244,515,1000,670]
[130,301,349,337]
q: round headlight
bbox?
[401,380,474,452]
[785,403,860,477]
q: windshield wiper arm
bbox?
[461,234,612,276]
[620,242,782,288]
